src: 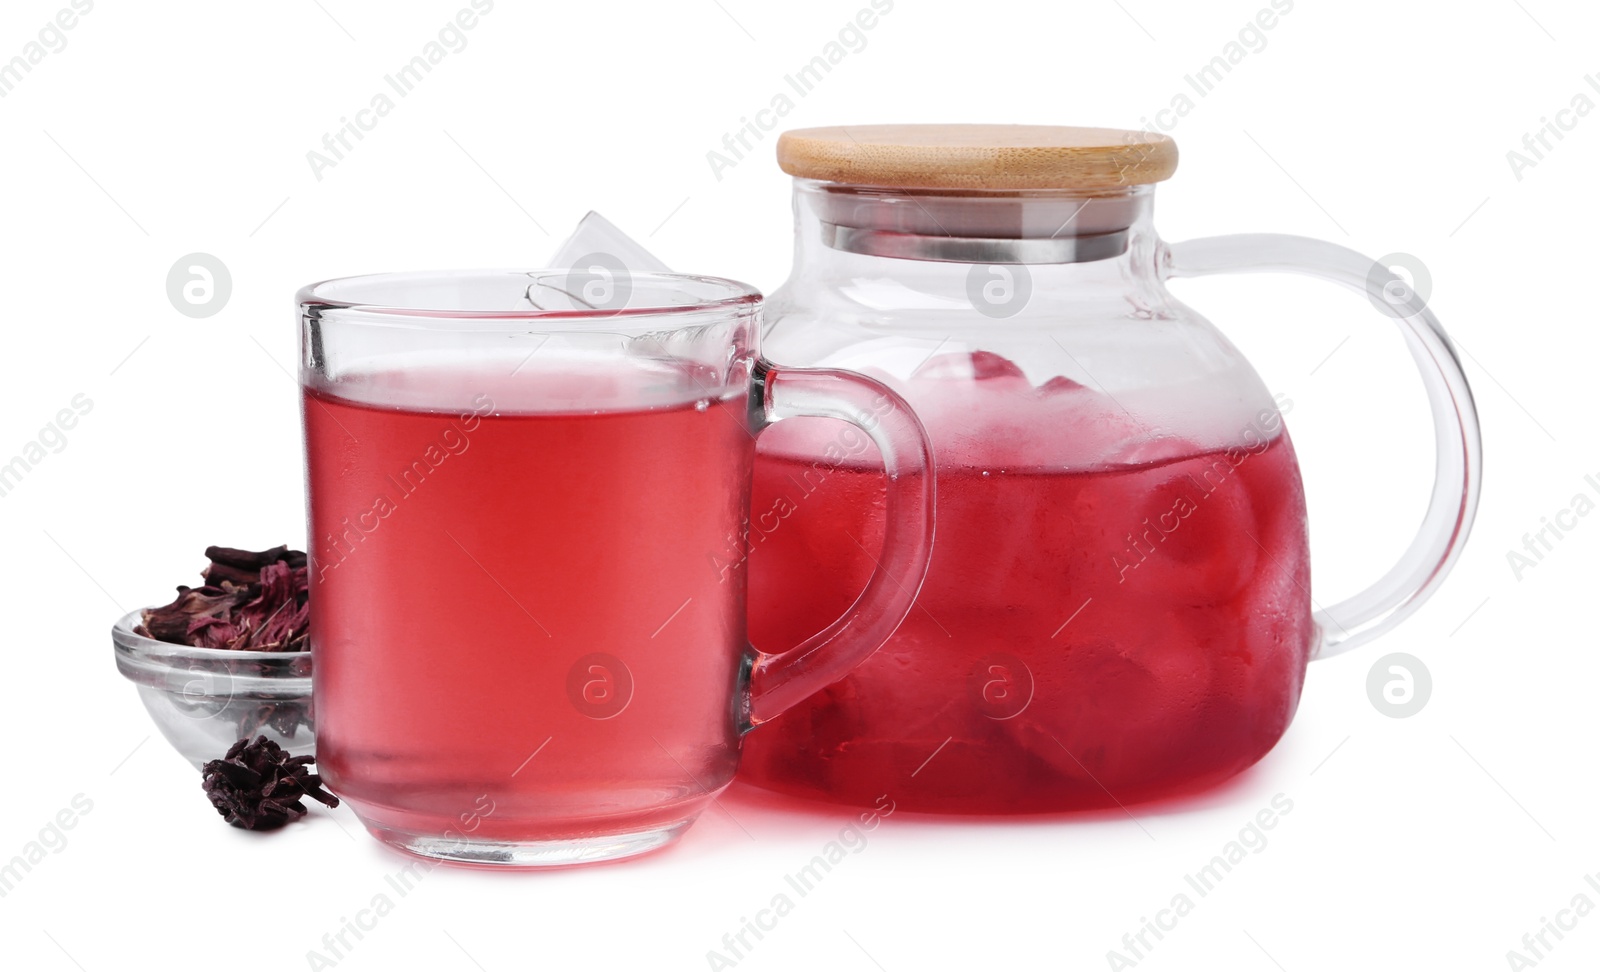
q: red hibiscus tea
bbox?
[740,356,1314,812]
[299,269,936,865]
[304,358,754,848]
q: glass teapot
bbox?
[739,125,1481,813]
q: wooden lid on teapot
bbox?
[776,124,1178,190]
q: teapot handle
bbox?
[1163,234,1482,659]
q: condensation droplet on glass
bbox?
[695,398,710,411]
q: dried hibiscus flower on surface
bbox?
[136,545,309,652]
[201,736,339,831]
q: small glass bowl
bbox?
[112,610,315,768]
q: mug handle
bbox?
[744,360,935,726]
[1163,234,1482,659]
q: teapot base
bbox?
[736,739,1289,816]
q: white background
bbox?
[1,1,1595,969]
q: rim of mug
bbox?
[298,269,762,326]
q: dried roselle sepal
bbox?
[234,702,310,741]
[187,615,245,648]
[135,585,252,644]
[234,562,310,652]
[235,704,275,741]
[200,562,263,588]
[135,546,310,654]
[267,702,310,739]
[200,736,338,831]
[201,545,298,587]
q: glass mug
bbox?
[298,271,932,866]
[740,125,1483,812]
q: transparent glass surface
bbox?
[112,611,314,769]
[299,270,932,865]
[739,181,1479,813]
